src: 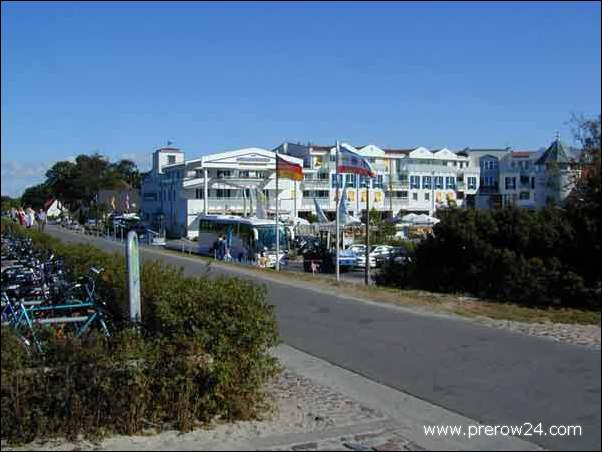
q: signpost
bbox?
[126,231,141,323]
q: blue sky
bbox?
[1,1,600,197]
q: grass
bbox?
[159,245,601,326]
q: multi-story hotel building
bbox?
[140,138,579,239]
[275,142,480,219]
[465,138,580,210]
[141,146,302,238]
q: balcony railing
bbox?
[300,197,331,207]
[301,179,330,189]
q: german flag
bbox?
[276,155,303,181]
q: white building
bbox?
[275,142,480,218]
[466,138,580,210]
[141,146,302,239]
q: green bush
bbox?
[376,207,600,310]
[1,220,280,444]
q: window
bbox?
[195,169,203,178]
[505,177,516,190]
[467,177,477,190]
[410,175,420,189]
[445,176,456,189]
[217,170,231,178]
[167,155,176,165]
[331,174,343,188]
[195,189,204,199]
[359,175,370,188]
[345,174,356,188]
[425,192,430,201]
[412,192,418,201]
[373,175,383,188]
[531,177,535,189]
[520,192,530,200]
[239,171,250,178]
[400,191,408,199]
[422,176,432,189]
[435,176,444,189]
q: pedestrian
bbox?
[217,235,227,260]
[16,207,26,226]
[9,207,17,223]
[259,252,268,268]
[311,260,319,275]
[37,209,47,232]
[27,208,36,229]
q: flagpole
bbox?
[365,183,370,286]
[275,148,280,272]
[335,141,340,282]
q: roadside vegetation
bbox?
[1,221,280,444]
[376,115,601,314]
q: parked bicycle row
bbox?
[1,233,112,353]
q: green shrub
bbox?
[1,221,280,444]
[383,207,600,310]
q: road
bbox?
[46,227,601,450]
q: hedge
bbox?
[375,207,601,310]
[1,220,280,444]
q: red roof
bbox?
[511,151,534,158]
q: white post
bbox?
[126,231,141,322]
[203,168,208,215]
[275,148,280,271]
[335,141,340,282]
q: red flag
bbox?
[276,155,303,181]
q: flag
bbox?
[125,193,130,211]
[252,188,268,219]
[313,198,329,224]
[43,198,55,211]
[338,186,349,224]
[111,196,116,210]
[337,143,374,177]
[276,155,303,181]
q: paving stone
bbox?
[372,441,406,451]
[291,441,319,450]
[343,442,373,451]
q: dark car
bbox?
[374,246,410,267]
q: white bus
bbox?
[197,215,289,268]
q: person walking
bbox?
[16,207,26,226]
[26,208,36,229]
[37,209,47,232]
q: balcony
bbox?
[387,176,409,189]
[301,197,331,208]
[301,178,330,189]
[205,197,278,212]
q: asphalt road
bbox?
[46,227,601,450]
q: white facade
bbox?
[141,146,302,239]
[498,151,539,209]
[276,143,479,218]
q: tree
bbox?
[110,159,142,189]
[44,153,140,212]
[565,114,601,288]
[1,196,21,212]
[21,183,52,210]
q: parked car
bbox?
[374,246,409,267]
[355,245,393,268]
[348,244,367,255]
